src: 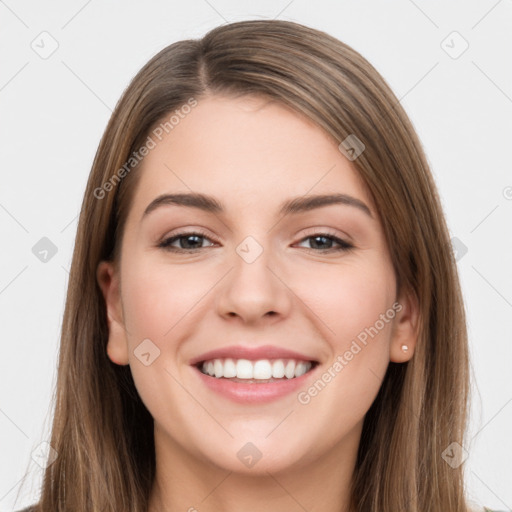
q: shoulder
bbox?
[14,506,37,512]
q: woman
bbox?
[15,19,504,512]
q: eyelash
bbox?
[157,229,354,254]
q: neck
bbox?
[148,421,362,512]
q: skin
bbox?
[97,94,418,512]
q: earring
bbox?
[401,344,409,353]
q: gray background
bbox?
[0,1,511,510]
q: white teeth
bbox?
[213,359,223,378]
[271,360,285,378]
[236,359,253,379]
[284,360,296,379]
[223,358,237,378]
[200,358,313,380]
[253,360,272,379]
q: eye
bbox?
[295,232,353,253]
[157,230,353,254]
[157,230,216,252]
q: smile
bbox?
[193,358,320,403]
[198,358,316,381]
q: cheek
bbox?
[294,257,396,348]
[120,255,208,343]
[292,262,396,433]
[118,257,205,429]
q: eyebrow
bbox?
[141,192,372,220]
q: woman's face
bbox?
[98,94,417,475]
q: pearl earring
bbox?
[401,344,409,353]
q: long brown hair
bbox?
[22,19,470,512]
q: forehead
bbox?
[127,94,374,221]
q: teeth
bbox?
[253,360,272,379]
[294,361,309,377]
[223,358,237,378]
[284,360,295,379]
[272,360,285,378]
[236,359,253,379]
[200,358,313,380]
[213,359,223,378]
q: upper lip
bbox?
[189,345,319,366]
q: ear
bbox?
[389,287,420,363]
[96,260,130,366]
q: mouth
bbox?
[189,345,321,402]
[195,357,319,383]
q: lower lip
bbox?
[192,365,318,403]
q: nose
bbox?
[215,239,292,325]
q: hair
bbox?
[21,18,470,512]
